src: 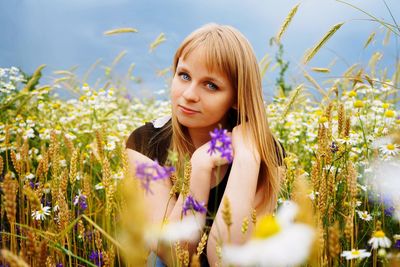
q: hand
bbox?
[191,140,232,171]
[231,124,260,163]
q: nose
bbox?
[182,83,199,102]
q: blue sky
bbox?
[1,0,399,99]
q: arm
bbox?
[127,141,227,265]
[207,125,261,265]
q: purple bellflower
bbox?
[207,128,233,163]
[89,250,103,267]
[182,195,207,216]
[73,192,88,211]
[395,239,400,250]
[135,160,175,193]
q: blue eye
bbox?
[179,72,190,81]
[206,82,218,91]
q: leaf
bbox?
[303,23,344,65]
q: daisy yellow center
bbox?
[386,144,395,151]
[351,250,360,256]
[361,213,368,219]
[373,230,385,238]
[348,91,357,97]
[384,110,395,118]
[382,103,389,109]
[253,215,281,239]
[354,100,364,108]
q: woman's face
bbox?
[171,47,236,132]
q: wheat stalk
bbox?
[149,33,166,52]
[276,3,300,43]
[364,31,376,49]
[103,27,138,35]
[303,23,344,64]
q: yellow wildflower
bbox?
[354,100,364,108]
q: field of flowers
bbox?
[1,5,400,267]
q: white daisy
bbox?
[95,182,104,190]
[341,249,371,260]
[379,143,400,156]
[59,159,67,167]
[357,210,372,221]
[65,132,77,140]
[368,230,392,249]
[25,173,35,180]
[117,123,127,131]
[222,201,315,267]
[31,204,51,221]
[104,142,116,151]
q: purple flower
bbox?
[395,239,400,249]
[56,263,63,267]
[384,206,395,216]
[89,250,103,267]
[29,181,39,189]
[135,160,175,193]
[73,192,88,211]
[330,141,338,153]
[182,195,207,216]
[207,128,233,163]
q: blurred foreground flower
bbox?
[135,160,175,193]
[368,159,400,221]
[222,201,314,266]
[208,128,233,163]
[145,216,202,244]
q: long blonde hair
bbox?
[168,23,284,213]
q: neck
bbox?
[187,117,230,149]
[188,127,212,149]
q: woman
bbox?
[126,23,285,266]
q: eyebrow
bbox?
[176,65,224,85]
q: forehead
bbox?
[179,43,226,75]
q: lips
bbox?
[178,105,200,114]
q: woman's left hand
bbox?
[231,124,261,163]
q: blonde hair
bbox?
[169,23,284,213]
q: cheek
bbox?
[170,79,181,103]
